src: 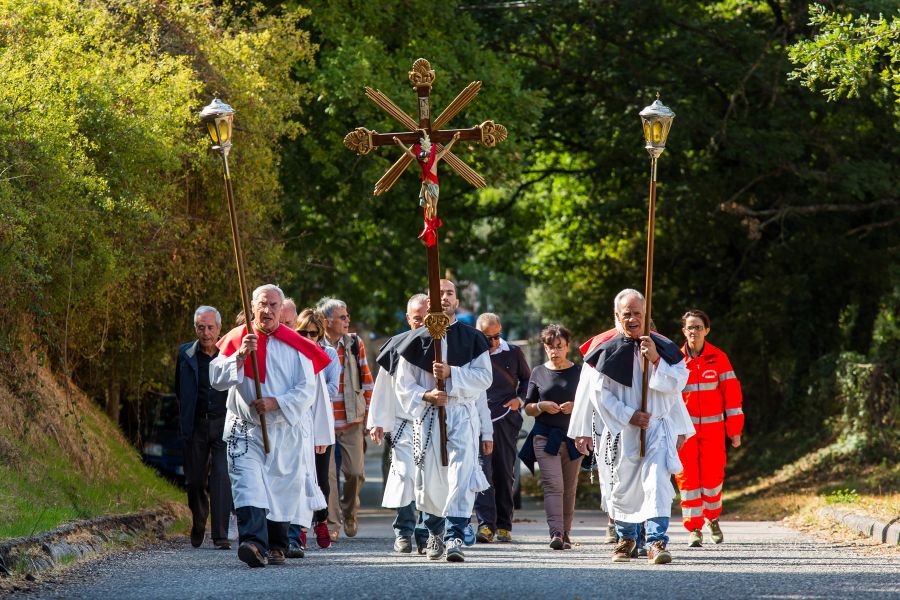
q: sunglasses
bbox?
[298,330,319,338]
[484,333,502,341]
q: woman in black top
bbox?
[521,324,582,550]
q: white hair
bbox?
[252,284,285,303]
[407,293,429,314]
[283,297,297,309]
[613,288,644,317]
[476,312,501,330]
[193,305,221,326]
[316,296,347,320]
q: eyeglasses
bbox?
[298,330,319,338]
[684,325,705,332]
[484,333,501,341]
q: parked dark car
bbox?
[141,392,185,484]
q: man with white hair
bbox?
[175,305,231,550]
[368,293,430,554]
[211,284,333,568]
[569,289,694,564]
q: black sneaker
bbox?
[549,533,564,550]
[285,542,305,559]
[393,535,413,554]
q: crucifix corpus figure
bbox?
[393,129,460,222]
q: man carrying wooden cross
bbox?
[393,279,493,563]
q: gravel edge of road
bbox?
[817,506,900,544]
[0,510,175,581]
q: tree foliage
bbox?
[274,0,544,331]
[475,0,898,440]
[0,0,314,423]
[788,2,899,106]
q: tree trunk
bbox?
[105,366,120,425]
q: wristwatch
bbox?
[535,401,543,414]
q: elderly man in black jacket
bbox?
[474,312,531,544]
[175,305,232,550]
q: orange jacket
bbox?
[680,341,744,438]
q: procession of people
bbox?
[175,282,743,568]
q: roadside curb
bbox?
[817,506,900,544]
[0,510,175,579]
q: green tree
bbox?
[788,2,899,106]
[0,0,314,425]
[476,0,898,448]
[275,0,544,331]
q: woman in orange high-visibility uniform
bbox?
[674,309,743,547]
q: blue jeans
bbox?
[394,501,428,546]
[615,517,669,546]
[287,523,304,546]
[423,512,469,544]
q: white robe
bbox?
[568,350,694,523]
[394,345,493,518]
[210,338,332,524]
[368,368,417,508]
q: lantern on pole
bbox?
[637,94,675,458]
[199,98,270,454]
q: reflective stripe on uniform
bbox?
[718,370,737,381]
[682,507,704,517]
[690,414,724,424]
[725,408,744,417]
[703,500,722,510]
[701,484,723,497]
[682,381,720,393]
[680,489,701,501]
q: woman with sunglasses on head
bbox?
[674,309,744,548]
[285,308,341,555]
[519,324,583,550]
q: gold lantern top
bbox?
[199,98,235,153]
[639,94,675,159]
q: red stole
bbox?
[579,328,618,358]
[217,324,331,383]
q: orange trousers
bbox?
[675,426,726,531]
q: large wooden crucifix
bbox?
[344,58,507,466]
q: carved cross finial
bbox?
[409,58,436,89]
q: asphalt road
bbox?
[10,504,899,600]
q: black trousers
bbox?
[183,415,231,542]
[313,445,332,524]
[236,506,289,553]
[475,413,522,532]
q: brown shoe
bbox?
[344,516,358,537]
[647,541,672,564]
[267,548,286,565]
[237,542,267,568]
[612,539,636,562]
